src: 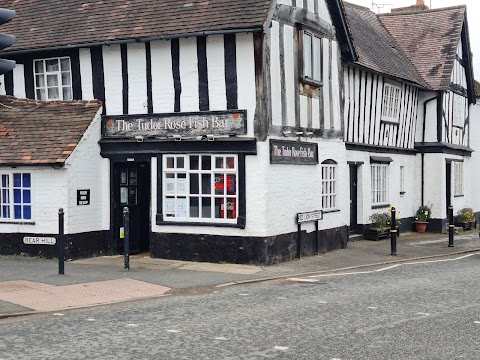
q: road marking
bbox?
[215,337,228,340]
[407,254,475,265]
[274,346,289,351]
[287,278,319,283]
[126,324,138,327]
[86,318,96,322]
[318,301,328,304]
[277,297,287,300]
[239,293,250,296]
[167,329,181,333]
[416,312,431,316]
[53,313,64,316]
[474,321,480,324]
[367,307,378,310]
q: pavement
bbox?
[1,230,479,319]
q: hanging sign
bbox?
[270,140,318,165]
[102,110,247,139]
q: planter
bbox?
[364,227,390,241]
[414,221,428,233]
[455,220,477,231]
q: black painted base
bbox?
[0,231,109,260]
[150,226,348,265]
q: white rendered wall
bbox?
[65,108,110,234]
[0,167,68,234]
[151,40,175,113]
[416,91,438,143]
[0,75,5,95]
[79,48,94,100]
[468,102,480,214]
[127,42,148,114]
[179,37,199,112]
[12,64,26,98]
[102,44,123,115]
[346,150,422,225]
[206,35,227,111]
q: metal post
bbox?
[448,205,454,247]
[390,207,397,256]
[58,208,65,275]
[315,220,319,255]
[123,207,130,271]
[297,224,302,259]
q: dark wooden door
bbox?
[349,165,358,233]
[446,162,451,216]
[113,162,150,254]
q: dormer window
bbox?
[34,57,73,101]
[381,83,401,123]
[301,30,323,85]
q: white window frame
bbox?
[0,172,33,221]
[302,30,323,83]
[453,94,466,128]
[381,83,401,123]
[371,164,388,205]
[162,154,238,224]
[34,57,73,101]
[321,163,337,210]
[454,161,463,196]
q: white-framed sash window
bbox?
[454,161,463,196]
[0,172,32,221]
[162,154,238,223]
[302,30,322,83]
[371,164,388,205]
[321,161,337,210]
[34,57,73,101]
[381,83,401,123]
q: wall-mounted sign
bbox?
[77,190,90,206]
[102,110,247,139]
[297,210,323,224]
[270,140,318,165]
[23,237,56,245]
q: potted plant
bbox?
[365,212,390,240]
[414,205,431,233]
[455,208,477,231]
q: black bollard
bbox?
[123,207,130,271]
[390,207,397,256]
[448,205,454,248]
[58,208,65,275]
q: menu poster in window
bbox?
[165,178,175,195]
[120,187,128,204]
[177,178,187,194]
[176,198,188,218]
[165,198,175,216]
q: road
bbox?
[1,254,479,360]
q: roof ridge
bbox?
[378,5,466,17]
[343,1,371,12]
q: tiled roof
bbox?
[343,2,427,87]
[1,0,274,53]
[0,96,102,166]
[378,6,466,91]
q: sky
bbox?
[345,0,480,80]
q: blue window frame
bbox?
[0,173,32,221]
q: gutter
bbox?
[5,28,263,56]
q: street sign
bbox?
[297,210,323,223]
[23,236,56,245]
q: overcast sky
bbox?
[345,0,479,80]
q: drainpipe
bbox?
[422,96,438,205]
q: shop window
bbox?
[371,164,388,205]
[0,173,32,221]
[301,30,323,84]
[381,83,401,123]
[454,162,463,196]
[34,57,73,101]
[162,154,238,223]
[321,160,337,210]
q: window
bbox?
[371,164,388,205]
[453,95,466,127]
[162,154,238,223]
[34,57,73,101]
[454,162,463,196]
[321,161,337,210]
[381,83,401,123]
[302,30,322,83]
[0,173,32,221]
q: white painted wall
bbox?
[284,25,296,127]
[0,75,5,95]
[127,42,148,115]
[102,44,123,115]
[206,35,227,111]
[270,21,282,127]
[468,102,480,214]
[65,108,110,233]
[12,64,25,98]
[151,40,175,113]
[79,48,94,100]
[179,37,199,112]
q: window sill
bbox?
[372,204,390,209]
[400,191,406,195]
[454,194,464,198]
[156,215,245,229]
[322,209,340,214]
[0,220,36,225]
[381,119,400,125]
[300,77,323,88]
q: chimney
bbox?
[391,0,429,13]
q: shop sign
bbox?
[297,210,323,224]
[270,140,318,165]
[102,110,247,139]
[77,190,90,206]
[23,237,56,245]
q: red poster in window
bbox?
[214,175,235,194]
